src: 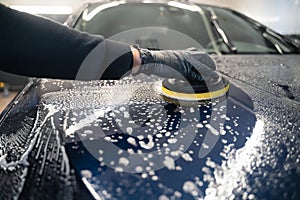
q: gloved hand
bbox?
[133,47,219,82]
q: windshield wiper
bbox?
[208,8,237,53]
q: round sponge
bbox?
[161,76,230,102]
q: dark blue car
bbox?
[1,1,299,199]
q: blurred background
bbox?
[1,0,299,34]
[0,0,299,111]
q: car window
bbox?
[73,3,298,54]
[209,7,294,53]
[74,3,211,50]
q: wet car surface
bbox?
[1,1,300,199]
[0,55,299,200]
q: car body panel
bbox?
[0,55,299,199]
[1,1,299,199]
[215,55,300,102]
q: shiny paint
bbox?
[0,54,299,199]
[1,1,300,199]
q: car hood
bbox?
[0,55,299,200]
[214,54,300,102]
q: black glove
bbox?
[133,47,219,82]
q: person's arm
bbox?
[0,4,134,80]
[0,3,217,82]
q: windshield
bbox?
[73,3,298,54]
[74,3,210,50]
[203,6,297,54]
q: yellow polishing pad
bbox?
[161,77,230,102]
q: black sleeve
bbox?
[0,4,133,80]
